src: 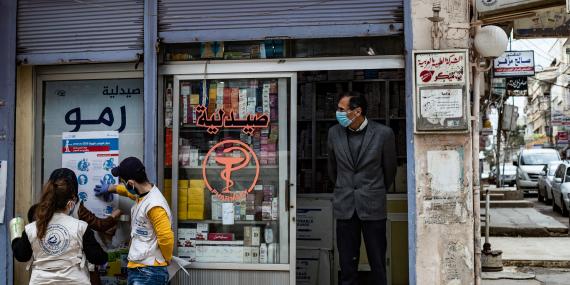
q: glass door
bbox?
[170,73,296,275]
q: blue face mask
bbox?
[122,179,138,195]
[126,183,138,195]
[336,111,353,127]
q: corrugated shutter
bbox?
[17,0,144,65]
[158,0,403,43]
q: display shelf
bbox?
[179,219,277,225]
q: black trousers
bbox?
[336,212,387,285]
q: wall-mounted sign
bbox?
[493,51,535,77]
[514,6,570,38]
[476,0,563,16]
[202,140,260,202]
[44,79,143,182]
[513,6,570,38]
[492,78,507,97]
[414,50,469,133]
[415,52,466,85]
[506,77,528,96]
[552,110,570,126]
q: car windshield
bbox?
[521,153,559,165]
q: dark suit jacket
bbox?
[327,120,397,220]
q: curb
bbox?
[503,260,570,268]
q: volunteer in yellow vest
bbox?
[94,157,173,285]
[10,168,108,284]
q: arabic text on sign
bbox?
[65,106,127,132]
[194,105,270,136]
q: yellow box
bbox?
[178,180,189,188]
[188,205,205,220]
[178,211,188,220]
[189,180,205,188]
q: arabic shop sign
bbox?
[514,6,570,38]
[195,105,270,136]
[476,0,562,16]
[493,51,535,77]
[506,77,528,96]
[43,79,143,180]
[414,50,469,133]
[415,52,466,85]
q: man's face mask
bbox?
[121,178,137,195]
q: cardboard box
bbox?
[196,223,208,240]
[252,226,261,246]
[195,240,244,263]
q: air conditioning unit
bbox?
[476,0,564,18]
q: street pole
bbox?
[496,104,503,187]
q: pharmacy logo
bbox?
[202,140,260,202]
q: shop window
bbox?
[297,70,407,194]
[163,36,404,62]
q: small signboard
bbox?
[477,0,562,16]
[494,51,535,77]
[413,50,469,133]
[506,77,528,96]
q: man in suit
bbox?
[327,91,397,285]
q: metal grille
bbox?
[158,0,403,43]
[173,269,289,285]
[17,0,143,63]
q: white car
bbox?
[551,162,570,216]
[538,161,563,204]
[515,149,561,194]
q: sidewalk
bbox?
[485,208,568,237]
[483,237,570,267]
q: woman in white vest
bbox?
[11,168,108,284]
[94,157,173,285]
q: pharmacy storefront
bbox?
[156,1,409,284]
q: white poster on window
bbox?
[62,131,119,218]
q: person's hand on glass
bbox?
[94,179,116,202]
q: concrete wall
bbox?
[14,66,34,285]
[411,0,474,284]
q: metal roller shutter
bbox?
[158,0,403,43]
[17,0,144,65]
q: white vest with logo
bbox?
[128,186,173,266]
[25,213,90,285]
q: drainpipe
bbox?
[472,54,482,285]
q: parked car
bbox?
[515,149,561,194]
[551,162,570,216]
[538,161,563,204]
[492,165,517,187]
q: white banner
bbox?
[493,51,535,77]
[62,131,119,218]
[43,79,143,183]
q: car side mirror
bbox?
[513,160,518,166]
[541,170,547,176]
[555,177,563,183]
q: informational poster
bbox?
[43,79,143,185]
[62,131,119,218]
[0,161,6,223]
[493,51,535,77]
[415,52,466,85]
[419,88,463,127]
